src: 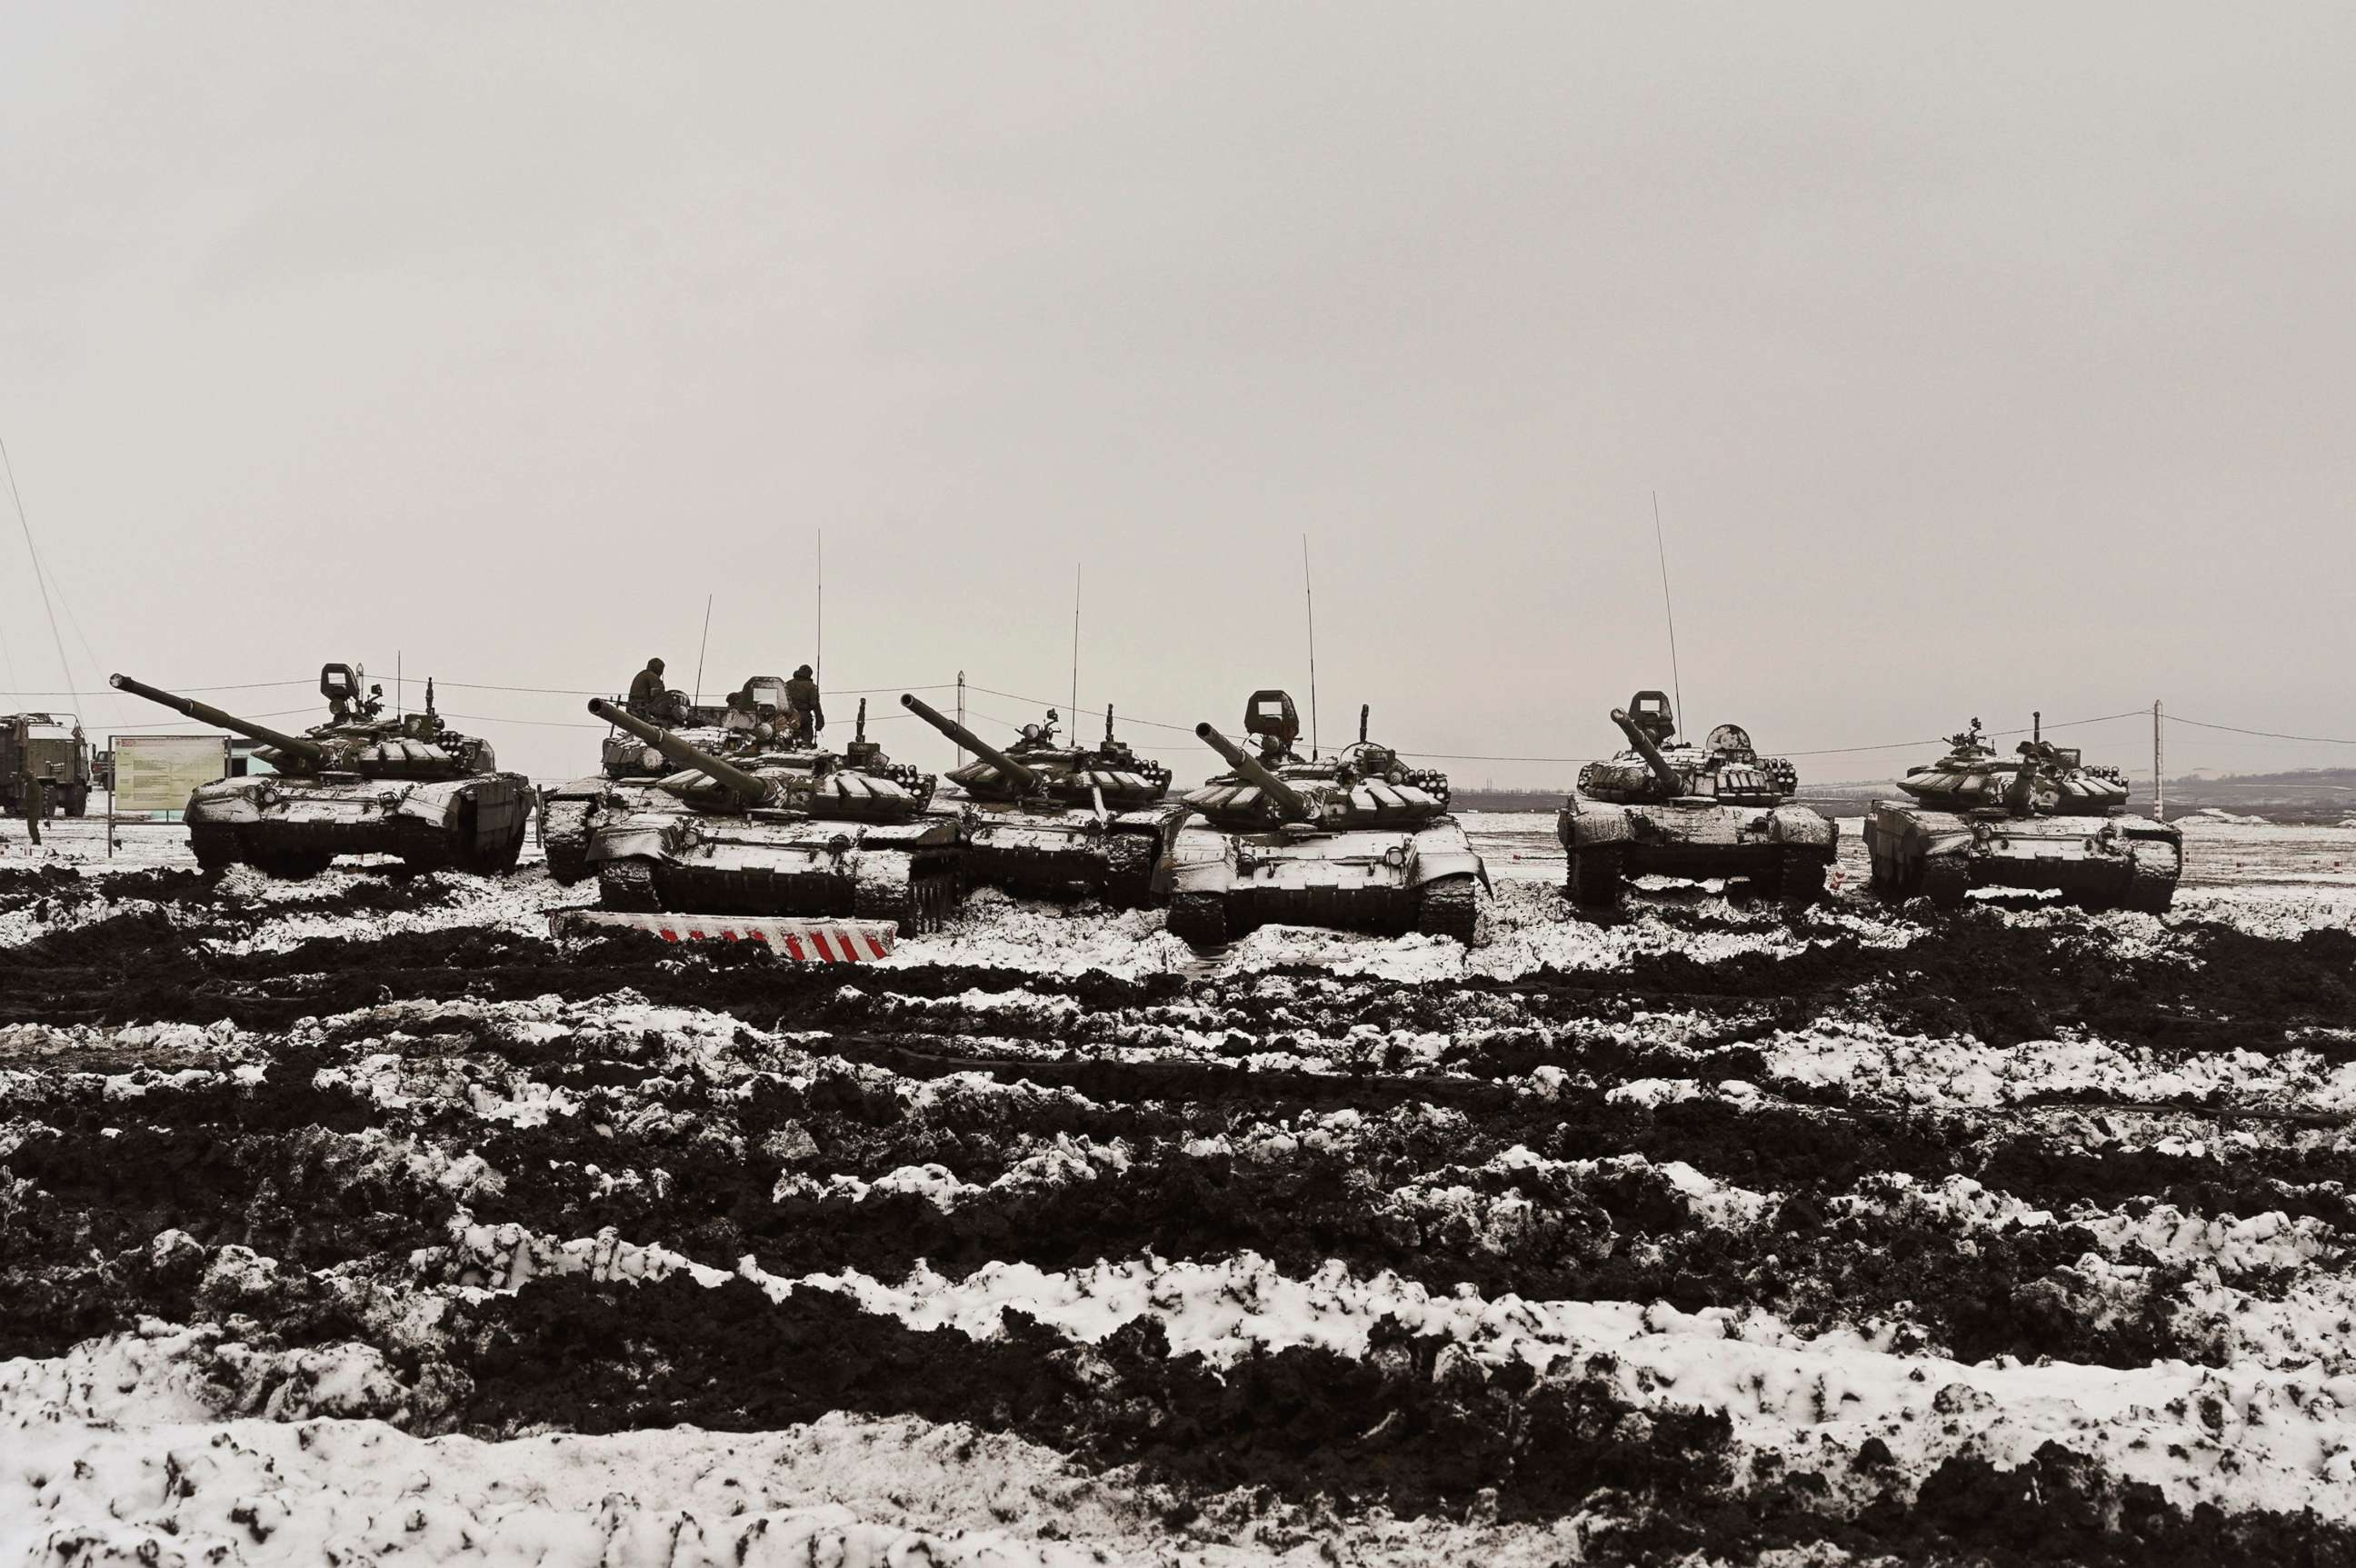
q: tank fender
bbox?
[185,782,264,825]
[1410,840,1490,891]
[1558,800,1633,850]
[585,814,680,866]
[541,775,617,805]
[1765,806,1838,852]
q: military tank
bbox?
[109,664,532,876]
[541,674,796,885]
[1559,690,1837,906]
[899,694,1188,904]
[579,698,961,934]
[1865,715,2181,913]
[1157,691,1487,946]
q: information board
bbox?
[111,734,228,814]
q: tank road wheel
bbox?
[2122,846,2178,915]
[1167,893,1229,950]
[62,786,88,819]
[1777,849,1831,907]
[1566,846,1626,909]
[1416,878,1480,944]
[599,860,661,914]
[1103,834,1158,909]
[1921,856,1970,910]
[541,801,596,886]
[1748,854,1786,900]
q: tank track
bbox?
[1166,893,1230,950]
[1776,848,1832,906]
[2121,844,2178,914]
[1565,845,1625,908]
[1921,855,1971,910]
[598,860,660,913]
[853,864,963,936]
[540,800,595,886]
[1103,832,1159,909]
[1415,878,1479,944]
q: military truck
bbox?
[1865,715,2181,912]
[1560,691,1837,905]
[900,695,1189,904]
[1159,691,1487,946]
[579,698,961,934]
[0,712,92,817]
[110,664,532,875]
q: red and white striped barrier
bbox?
[548,909,896,961]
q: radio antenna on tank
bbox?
[1652,490,1685,737]
[1070,564,1081,720]
[692,594,713,708]
[1302,534,1321,759]
[814,529,824,686]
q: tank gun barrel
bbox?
[1196,722,1314,821]
[588,699,774,804]
[110,674,328,769]
[900,694,1040,793]
[1612,708,1685,795]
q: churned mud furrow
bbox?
[7,819,2356,1563]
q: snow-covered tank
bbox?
[109,665,532,876]
[1559,690,1837,905]
[579,698,961,934]
[1865,715,2181,912]
[541,674,794,885]
[901,695,1190,905]
[1157,691,1487,946]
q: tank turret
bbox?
[1895,714,2131,817]
[902,694,1043,795]
[1194,722,1316,821]
[588,699,778,806]
[1611,706,1687,797]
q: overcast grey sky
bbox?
[3,4,2350,785]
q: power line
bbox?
[0,434,77,722]
[2170,714,2356,746]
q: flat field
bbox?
[5,812,2355,1564]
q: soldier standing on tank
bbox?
[627,658,669,720]
[784,664,824,746]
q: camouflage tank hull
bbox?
[1560,798,1838,906]
[942,799,1193,906]
[1155,817,1489,946]
[584,805,963,934]
[185,773,534,876]
[1864,803,2181,913]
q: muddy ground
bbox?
[5,817,2356,1564]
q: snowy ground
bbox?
[4,811,2354,1563]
